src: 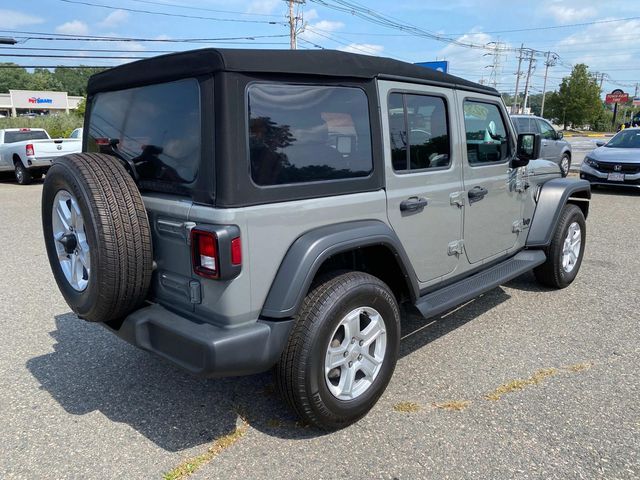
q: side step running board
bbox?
[415,250,546,319]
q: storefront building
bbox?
[0,90,84,117]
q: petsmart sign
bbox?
[28,97,54,105]
[10,89,68,109]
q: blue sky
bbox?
[1,0,639,97]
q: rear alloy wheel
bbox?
[324,306,387,401]
[560,154,571,177]
[14,162,32,185]
[277,271,400,430]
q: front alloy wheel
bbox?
[560,155,571,177]
[534,203,586,288]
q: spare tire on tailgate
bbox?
[42,153,153,323]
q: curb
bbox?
[563,133,614,138]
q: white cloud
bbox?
[99,9,129,29]
[554,19,640,71]
[437,32,503,81]
[338,43,385,56]
[300,19,345,44]
[540,0,598,24]
[55,20,90,36]
[305,8,319,22]
[0,9,44,28]
[246,0,280,15]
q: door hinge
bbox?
[447,239,465,256]
[449,191,465,208]
[512,219,524,233]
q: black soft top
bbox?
[87,48,498,96]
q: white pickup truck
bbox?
[0,128,81,184]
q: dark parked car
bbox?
[511,115,572,176]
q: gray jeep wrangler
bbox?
[42,49,590,430]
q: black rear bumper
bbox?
[106,304,294,377]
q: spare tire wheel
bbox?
[42,153,153,323]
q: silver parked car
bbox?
[580,127,640,189]
[511,115,572,176]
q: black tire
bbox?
[42,153,153,323]
[534,204,586,289]
[560,154,571,177]
[276,271,401,430]
[14,161,32,185]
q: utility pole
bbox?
[485,41,505,90]
[512,44,525,114]
[287,0,305,50]
[540,51,557,118]
[522,50,536,114]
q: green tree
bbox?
[0,63,31,92]
[27,68,63,91]
[544,64,601,130]
[53,67,105,96]
[74,97,86,118]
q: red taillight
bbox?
[19,128,30,132]
[95,138,110,146]
[25,144,34,156]
[231,237,242,266]
[191,229,218,278]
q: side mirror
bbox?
[512,133,540,168]
[595,140,606,147]
[556,131,563,139]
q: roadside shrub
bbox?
[0,114,83,138]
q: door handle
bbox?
[400,196,429,212]
[468,186,488,204]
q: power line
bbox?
[56,0,286,24]
[307,0,510,52]
[129,0,283,17]
[310,15,640,37]
[442,16,640,36]
[0,53,148,59]
[0,44,287,54]
[0,65,111,68]
[0,29,289,43]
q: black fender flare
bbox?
[260,220,419,318]
[526,178,591,248]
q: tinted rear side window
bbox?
[248,84,373,186]
[87,78,201,194]
[4,130,49,143]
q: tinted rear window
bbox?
[87,78,201,194]
[513,116,537,134]
[4,130,49,143]
[248,84,373,186]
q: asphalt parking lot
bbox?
[1,179,638,480]
[566,135,608,172]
